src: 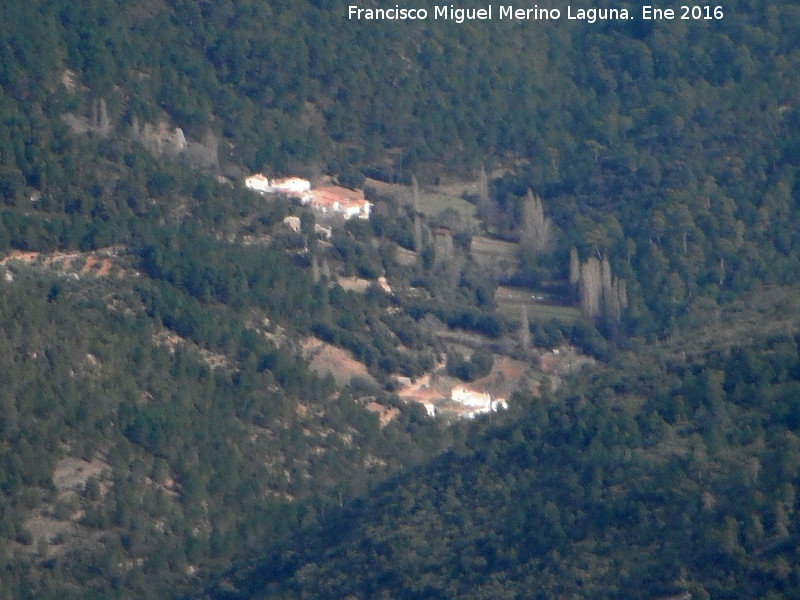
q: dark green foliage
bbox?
[213,333,800,600]
[569,320,611,360]
[0,0,797,339]
[1,1,800,598]
[446,349,494,382]
[0,270,453,599]
[336,170,365,190]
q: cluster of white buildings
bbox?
[245,174,311,196]
[245,174,371,220]
[451,386,508,419]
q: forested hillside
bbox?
[3,0,800,337]
[1,0,799,598]
[209,299,800,599]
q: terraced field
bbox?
[495,286,581,324]
[364,178,478,223]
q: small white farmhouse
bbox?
[245,174,311,197]
[451,386,508,419]
[270,177,311,195]
[245,173,272,193]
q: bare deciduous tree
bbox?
[520,189,554,252]
[519,306,530,350]
[580,256,602,319]
[411,174,420,213]
[569,247,580,287]
[578,253,627,323]
[478,165,490,210]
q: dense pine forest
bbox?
[211,315,800,599]
[1,0,800,598]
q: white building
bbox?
[451,386,492,408]
[271,177,311,195]
[245,173,272,193]
[246,176,370,220]
[305,186,371,220]
[245,174,311,197]
[451,386,508,419]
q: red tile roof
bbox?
[308,186,368,213]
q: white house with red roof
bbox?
[246,175,370,220]
[304,185,371,220]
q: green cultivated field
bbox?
[471,236,518,261]
[365,178,478,223]
[470,235,519,279]
[417,191,477,221]
[495,286,581,323]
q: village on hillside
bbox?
[243,171,598,424]
[245,173,371,220]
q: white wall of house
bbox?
[245,174,272,193]
[271,177,311,195]
[451,386,492,408]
